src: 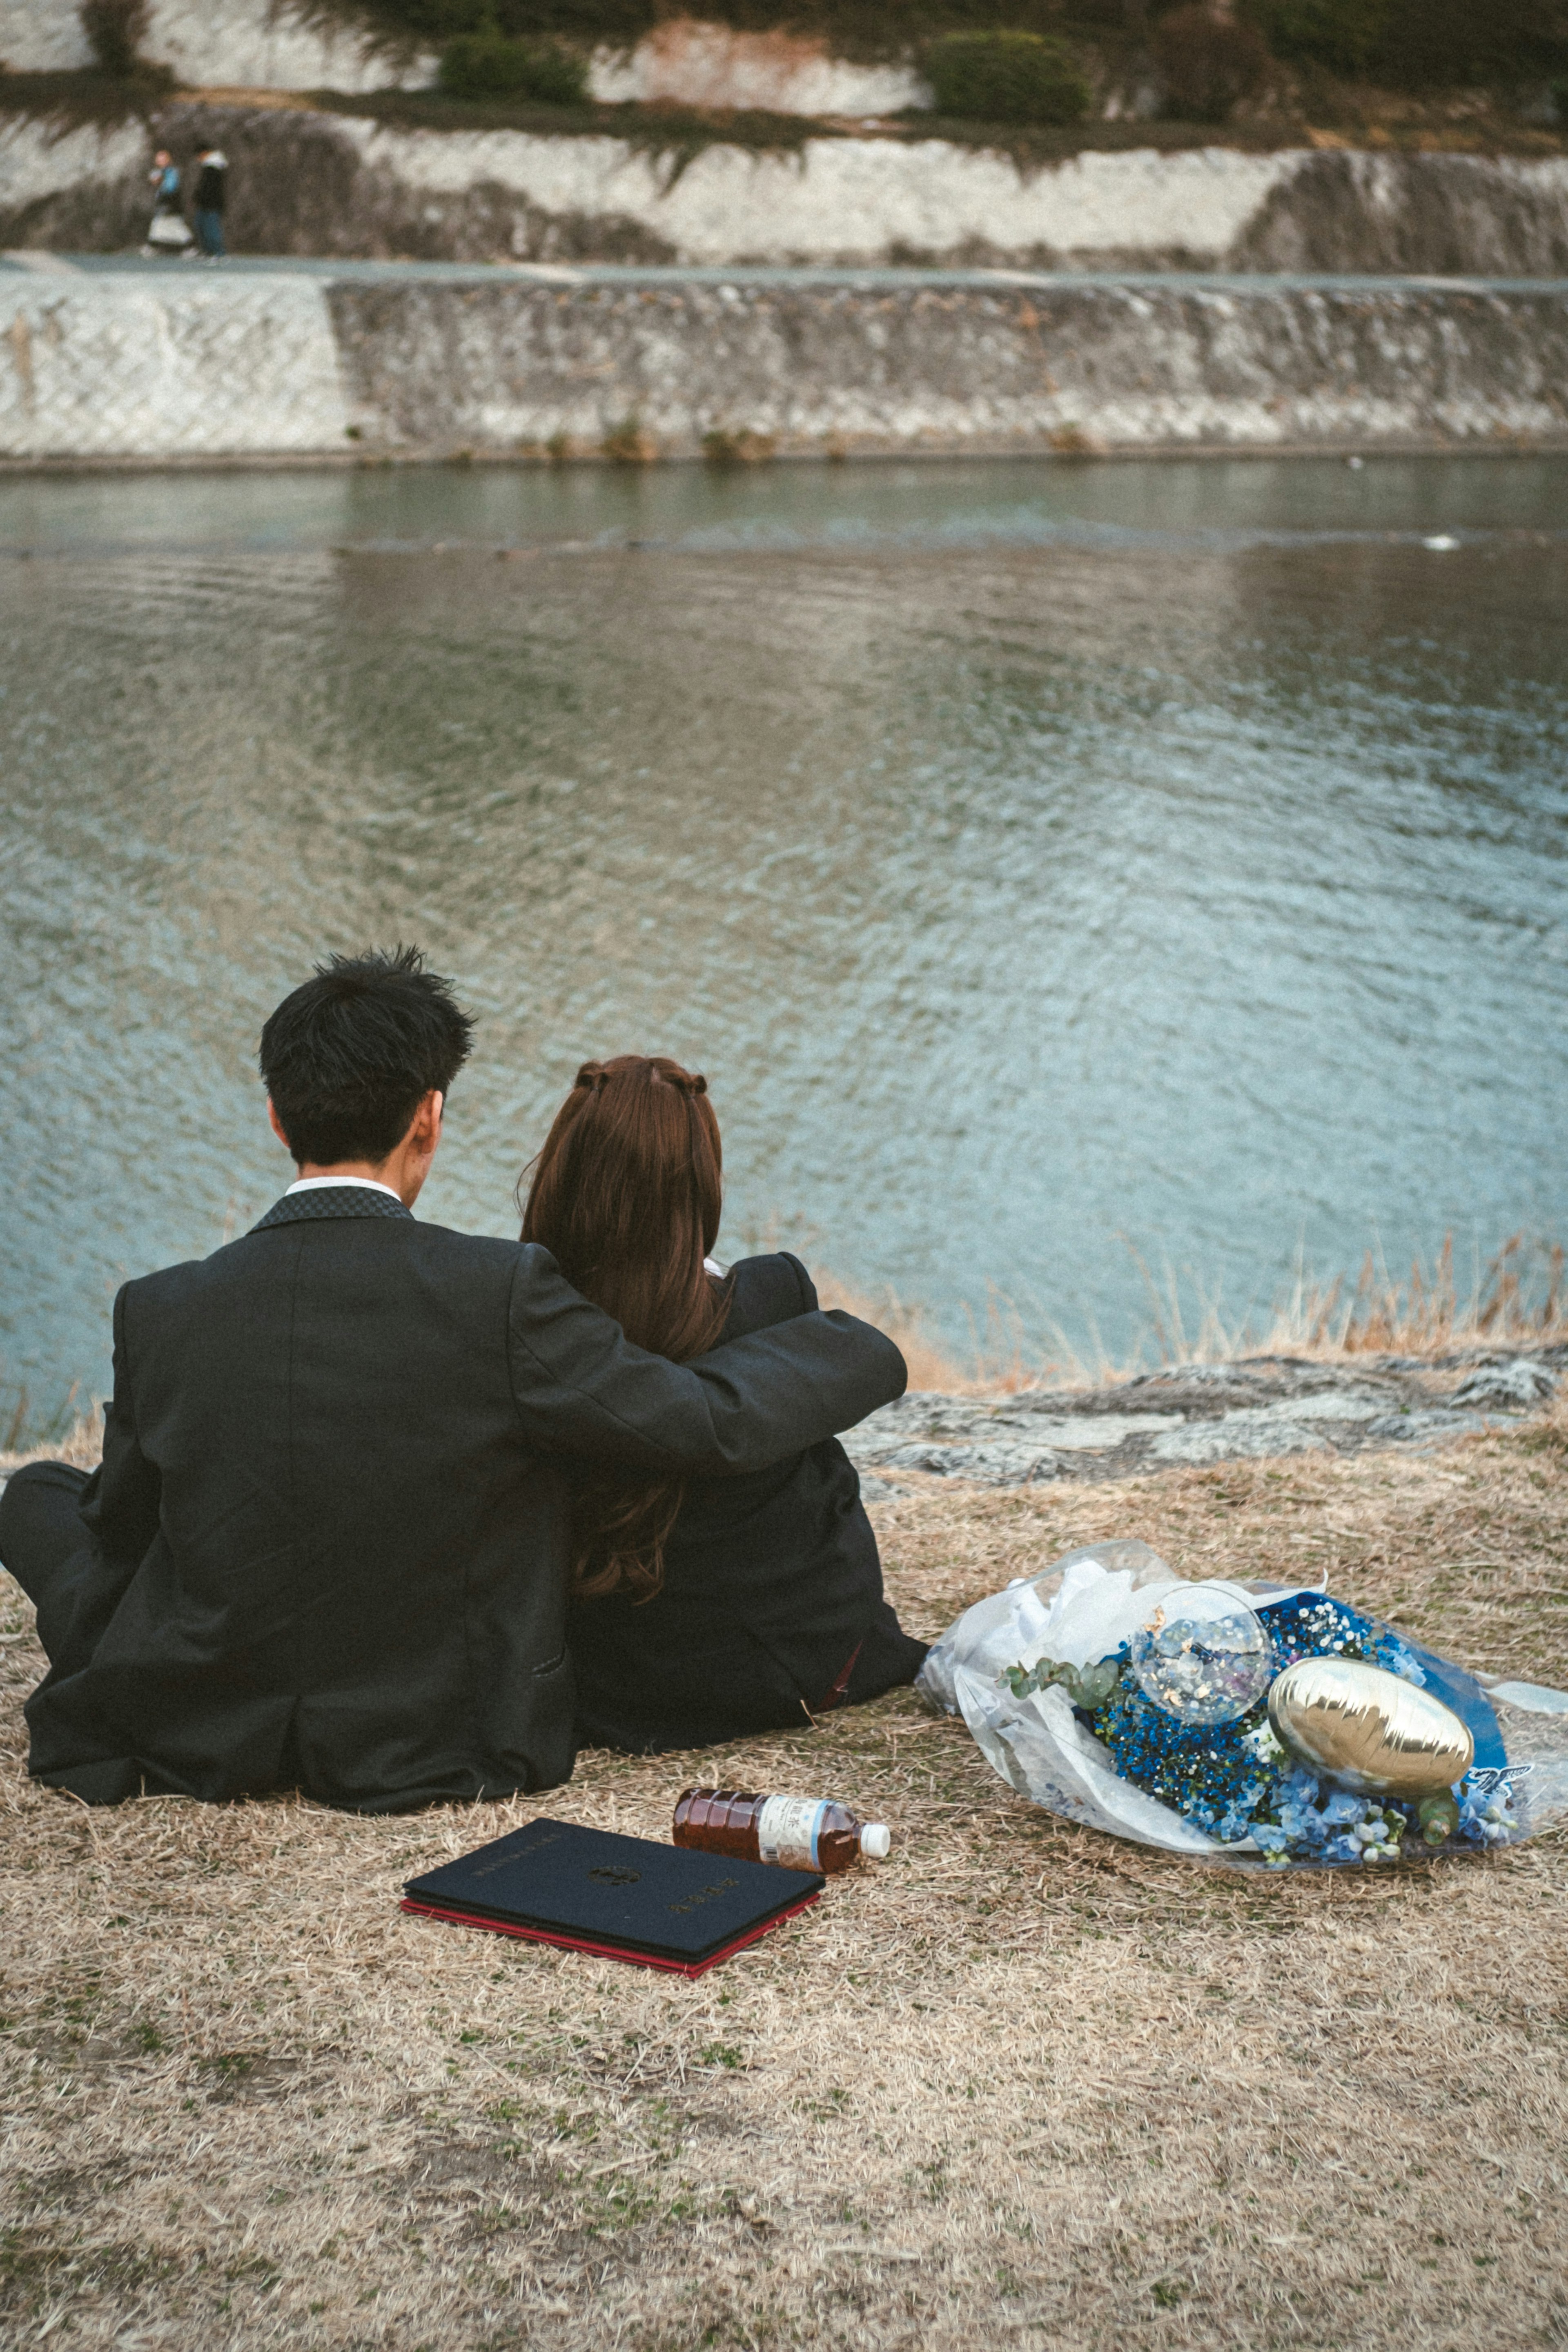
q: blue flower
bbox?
[1078,1599,1484,1865]
[1457,1775,1520,1849]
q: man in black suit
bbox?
[0,949,905,1812]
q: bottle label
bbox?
[756,1796,827,1871]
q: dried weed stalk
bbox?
[831,1231,1568,1394]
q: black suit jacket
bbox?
[570,1253,926,1752]
[23,1189,906,1811]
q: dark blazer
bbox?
[193,158,227,213]
[21,1191,906,1812]
[570,1253,927,1753]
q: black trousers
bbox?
[0,1460,90,1661]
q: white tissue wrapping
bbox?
[915,1539,1177,1715]
[920,1545,1330,1862]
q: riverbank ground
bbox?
[2,1405,1566,2351]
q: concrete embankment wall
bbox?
[0,0,433,92]
[7,104,1568,274]
[0,0,926,111]
[3,268,1565,464]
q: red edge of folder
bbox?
[400,1891,821,1978]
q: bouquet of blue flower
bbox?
[917,1542,1568,1869]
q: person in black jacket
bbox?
[519,1054,927,1754]
[0,953,905,1811]
[191,144,227,259]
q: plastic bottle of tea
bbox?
[672,1787,891,1874]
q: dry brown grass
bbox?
[3,1405,1567,2351]
[810,1276,978,1395]
[0,1412,105,1476]
[825,1233,1568,1393]
[1252,1232,1568,1363]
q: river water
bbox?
[2,454,1566,1419]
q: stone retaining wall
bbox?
[0,0,923,111]
[3,264,1566,463]
[0,271,350,459]
[7,102,1568,274]
[0,0,432,91]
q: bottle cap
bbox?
[859,1822,891,1860]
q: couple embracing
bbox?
[0,950,924,1812]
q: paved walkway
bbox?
[5,251,1568,294]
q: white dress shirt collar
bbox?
[285,1176,403,1203]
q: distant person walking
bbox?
[142,149,192,258]
[192,143,229,261]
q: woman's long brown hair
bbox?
[519,1055,731,1604]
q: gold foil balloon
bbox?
[1267,1658,1474,1797]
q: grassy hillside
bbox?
[3,1399,1565,2347]
[16,0,1568,149]
[328,0,1568,85]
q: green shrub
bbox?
[702,426,776,466]
[384,0,650,40]
[1385,0,1568,84]
[1154,4,1269,121]
[1238,0,1568,87]
[601,414,657,462]
[1235,0,1378,79]
[80,0,148,77]
[922,30,1091,124]
[439,32,589,103]
[388,0,488,34]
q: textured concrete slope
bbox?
[0,272,349,459]
[324,271,1568,459]
[4,261,1566,462]
[0,0,432,90]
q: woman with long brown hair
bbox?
[521,1054,927,1753]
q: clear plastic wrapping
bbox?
[918,1545,1568,1869]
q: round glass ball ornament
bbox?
[1129,1581,1274,1726]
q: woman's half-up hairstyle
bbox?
[520,1055,732,1602]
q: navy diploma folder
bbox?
[401,1818,824,1976]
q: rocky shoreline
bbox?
[846,1346,1563,1498]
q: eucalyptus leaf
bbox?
[1075,1662,1119,1706]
